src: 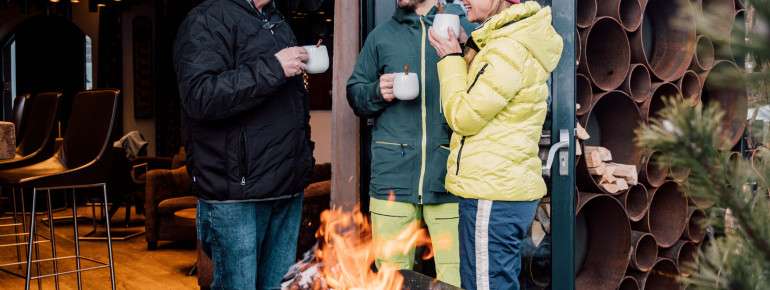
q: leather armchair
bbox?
[144,164,196,250]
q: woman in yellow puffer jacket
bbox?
[428,0,562,289]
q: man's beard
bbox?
[398,0,427,12]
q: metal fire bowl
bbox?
[399,270,463,290]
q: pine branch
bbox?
[638,97,770,287]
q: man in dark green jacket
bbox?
[346,0,474,286]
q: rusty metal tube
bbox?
[520,237,551,288]
[578,17,630,91]
[629,258,680,289]
[669,151,691,182]
[639,151,668,188]
[681,209,708,243]
[615,183,649,222]
[731,9,746,68]
[660,239,698,277]
[682,181,716,208]
[578,0,597,28]
[619,276,639,290]
[575,192,632,290]
[698,0,736,39]
[576,74,592,116]
[669,164,691,182]
[577,91,643,193]
[596,0,643,31]
[630,231,658,271]
[690,35,715,71]
[701,61,748,149]
[640,82,681,124]
[678,70,702,106]
[632,181,689,248]
[577,28,582,66]
[629,0,696,81]
[727,151,744,184]
[621,63,652,103]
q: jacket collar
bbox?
[470,1,540,48]
[230,0,277,19]
[392,5,439,25]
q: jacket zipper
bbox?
[455,136,466,175]
[467,63,489,93]
[454,64,487,176]
[418,16,428,204]
[374,141,407,156]
[240,131,247,186]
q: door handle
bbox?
[543,129,570,177]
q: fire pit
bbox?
[281,207,448,290]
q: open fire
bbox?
[282,205,440,290]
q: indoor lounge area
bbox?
[0,0,353,288]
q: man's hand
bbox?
[379,74,396,102]
[275,47,309,77]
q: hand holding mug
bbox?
[379,74,396,102]
[303,45,330,74]
[275,46,308,77]
[428,27,462,59]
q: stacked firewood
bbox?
[576,123,637,194]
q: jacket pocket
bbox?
[455,136,466,175]
[239,130,247,186]
[467,63,489,93]
[370,138,417,196]
[428,144,451,194]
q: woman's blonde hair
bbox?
[463,0,513,67]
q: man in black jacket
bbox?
[173,0,315,288]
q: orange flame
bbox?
[313,206,434,290]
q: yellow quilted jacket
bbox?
[437,2,563,201]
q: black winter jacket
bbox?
[173,0,314,201]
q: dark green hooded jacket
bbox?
[346,4,475,204]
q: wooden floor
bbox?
[0,205,199,289]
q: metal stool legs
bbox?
[23,184,116,290]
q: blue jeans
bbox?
[196,193,303,290]
[458,198,538,290]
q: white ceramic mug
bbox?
[433,14,460,40]
[303,45,329,74]
[393,73,419,101]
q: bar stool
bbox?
[0,92,62,283]
[0,89,120,290]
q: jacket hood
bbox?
[393,5,438,24]
[392,4,466,24]
[471,2,562,72]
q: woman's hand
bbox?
[428,27,462,59]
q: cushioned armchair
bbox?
[144,165,197,250]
